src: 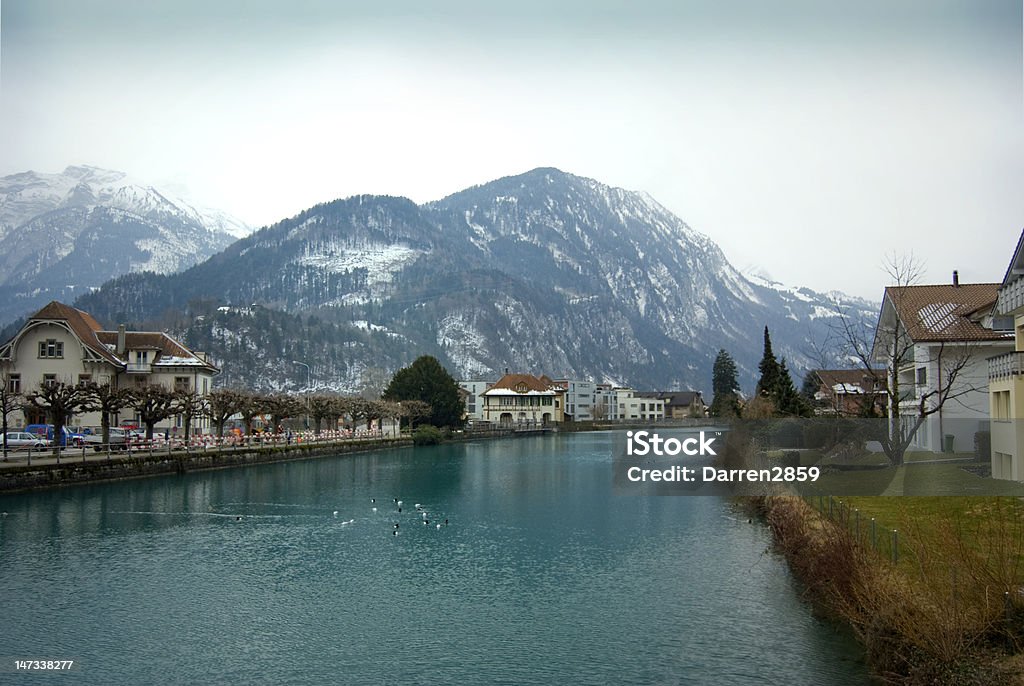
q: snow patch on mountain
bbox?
[298,242,422,285]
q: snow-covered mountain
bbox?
[71,168,877,393]
[0,165,250,323]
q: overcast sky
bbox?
[2,1,1021,300]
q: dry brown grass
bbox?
[760,496,1024,685]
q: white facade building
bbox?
[0,301,219,434]
[872,283,1012,453]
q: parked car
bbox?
[2,431,49,450]
[24,424,86,447]
[83,427,130,451]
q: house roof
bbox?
[483,373,564,395]
[815,369,885,394]
[1,301,217,372]
[94,331,216,369]
[15,300,124,366]
[883,283,1008,342]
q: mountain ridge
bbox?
[9,166,875,393]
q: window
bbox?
[38,339,64,358]
[135,351,148,364]
[43,374,57,388]
[78,374,91,387]
[8,374,20,393]
[174,376,190,392]
[990,316,1013,332]
[916,367,927,386]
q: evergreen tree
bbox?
[774,358,811,417]
[800,371,821,402]
[709,349,741,418]
[382,356,463,429]
[755,326,781,400]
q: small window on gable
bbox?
[38,339,64,358]
[515,382,528,393]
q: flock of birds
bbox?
[330,497,450,537]
[222,498,451,535]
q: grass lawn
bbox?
[809,491,1024,587]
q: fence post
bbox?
[892,529,899,564]
[855,508,860,539]
[871,518,876,550]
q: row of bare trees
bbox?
[0,376,436,457]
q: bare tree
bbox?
[82,382,134,447]
[831,254,982,465]
[262,393,303,433]
[206,388,245,437]
[237,391,266,436]
[22,379,92,456]
[133,385,181,440]
[175,390,208,440]
[400,400,431,431]
[377,400,404,436]
[307,394,342,434]
[1,373,22,460]
[592,399,608,421]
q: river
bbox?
[0,432,868,684]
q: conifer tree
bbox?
[774,358,811,417]
[756,326,781,400]
[709,349,741,418]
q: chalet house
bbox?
[811,369,886,417]
[481,373,565,426]
[0,301,219,432]
[872,280,1012,453]
[989,230,1024,480]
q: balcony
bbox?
[997,277,1024,315]
[989,351,1024,381]
[125,362,152,374]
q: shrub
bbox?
[412,425,444,446]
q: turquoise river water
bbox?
[0,432,868,684]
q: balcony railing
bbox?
[989,351,1024,380]
[125,362,152,373]
[997,277,1024,315]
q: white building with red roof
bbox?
[480,373,565,427]
[0,301,219,432]
[872,279,1013,453]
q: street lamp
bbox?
[292,360,311,429]
[291,360,311,390]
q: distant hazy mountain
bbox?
[70,168,877,393]
[0,165,250,323]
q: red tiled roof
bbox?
[815,369,885,392]
[885,284,1008,342]
[484,374,563,393]
[26,301,123,366]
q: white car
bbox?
[3,431,49,449]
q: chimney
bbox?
[952,270,959,287]
[116,324,126,355]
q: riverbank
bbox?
[757,495,1024,685]
[0,426,557,494]
[0,437,412,493]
